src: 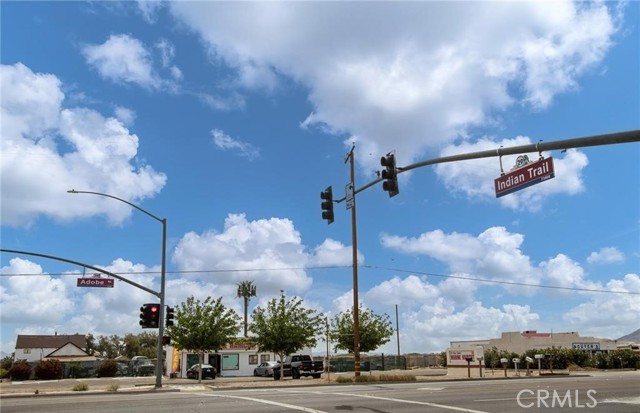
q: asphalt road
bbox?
[1,372,638,413]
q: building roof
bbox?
[15,334,86,350]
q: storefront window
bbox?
[260,354,270,362]
[222,354,239,370]
[249,354,258,364]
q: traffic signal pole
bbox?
[345,147,362,377]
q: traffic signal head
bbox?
[148,304,160,328]
[380,153,399,198]
[320,186,334,224]
[166,306,175,327]
[140,303,161,328]
[139,305,147,327]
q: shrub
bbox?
[0,368,9,379]
[334,376,353,383]
[379,374,416,382]
[35,359,63,380]
[354,375,378,383]
[96,360,119,378]
[9,360,32,381]
[107,383,120,392]
[72,382,89,391]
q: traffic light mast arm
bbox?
[333,129,640,200]
[401,129,640,173]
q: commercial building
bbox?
[446,330,633,367]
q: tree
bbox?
[237,280,257,337]
[85,334,96,356]
[249,291,324,379]
[166,296,241,383]
[329,305,393,354]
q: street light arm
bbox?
[67,189,164,223]
[66,188,167,389]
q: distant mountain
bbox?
[617,328,640,342]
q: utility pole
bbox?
[396,304,400,357]
[345,146,361,377]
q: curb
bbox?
[0,386,181,399]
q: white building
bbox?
[167,340,283,378]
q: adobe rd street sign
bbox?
[77,277,114,288]
[494,157,555,198]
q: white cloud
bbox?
[540,253,602,293]
[434,136,589,210]
[83,34,161,89]
[563,273,640,338]
[113,106,136,126]
[309,239,360,267]
[381,226,540,291]
[211,129,259,160]
[173,213,313,294]
[0,63,167,227]
[587,247,625,264]
[390,300,540,353]
[168,1,617,172]
[0,258,74,324]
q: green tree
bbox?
[167,296,241,382]
[136,332,158,359]
[96,335,118,359]
[237,280,257,337]
[85,334,96,356]
[329,305,393,354]
[249,291,324,378]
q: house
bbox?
[14,334,89,363]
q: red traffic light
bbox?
[140,303,161,329]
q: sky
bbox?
[1,1,639,358]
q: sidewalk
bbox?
[0,367,586,398]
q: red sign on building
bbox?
[494,157,555,198]
[76,277,115,288]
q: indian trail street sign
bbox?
[494,156,555,198]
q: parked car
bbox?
[253,361,279,377]
[129,356,156,377]
[186,363,216,380]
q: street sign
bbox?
[76,277,114,288]
[494,156,555,198]
[345,183,354,209]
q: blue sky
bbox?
[1,1,639,357]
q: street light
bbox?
[67,189,167,388]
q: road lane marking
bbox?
[327,391,491,413]
[602,396,640,405]
[198,393,329,413]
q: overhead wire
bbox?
[1,264,637,295]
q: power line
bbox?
[1,264,637,295]
[363,265,640,295]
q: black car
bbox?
[186,364,216,379]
